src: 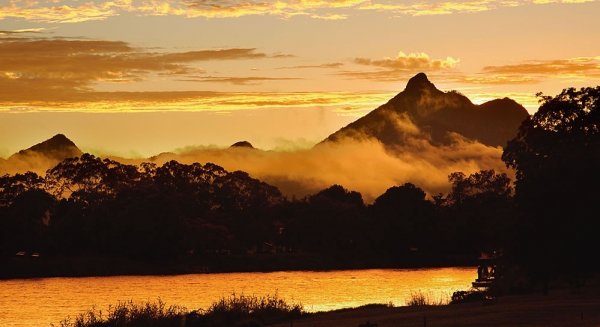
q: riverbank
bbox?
[272,287,600,327]
[0,268,475,327]
[0,253,475,279]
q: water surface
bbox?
[0,267,474,327]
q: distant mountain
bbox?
[10,134,82,161]
[324,73,529,148]
[0,134,83,174]
[230,141,255,149]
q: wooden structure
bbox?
[472,252,497,288]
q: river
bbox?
[0,267,474,327]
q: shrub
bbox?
[405,291,447,306]
[450,290,488,304]
[199,293,303,326]
[59,299,186,327]
[58,294,303,327]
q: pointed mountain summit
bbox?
[10,134,83,162]
[324,73,529,147]
[403,72,442,97]
[230,141,255,149]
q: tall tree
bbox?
[502,87,600,284]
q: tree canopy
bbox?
[502,86,600,286]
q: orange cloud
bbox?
[0,37,290,102]
[0,1,120,23]
[0,28,45,35]
[355,52,459,70]
[180,76,303,85]
[340,51,459,81]
[452,56,600,85]
[482,57,600,76]
[360,0,596,16]
[0,0,594,22]
[0,90,394,113]
[276,63,344,70]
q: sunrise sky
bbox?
[1,0,599,157]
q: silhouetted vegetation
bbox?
[1,86,599,295]
[450,290,488,304]
[59,295,303,327]
[405,291,448,306]
[501,86,600,292]
[0,156,511,276]
[0,153,512,276]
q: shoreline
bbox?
[0,253,476,280]
[272,287,600,327]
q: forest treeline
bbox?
[0,154,510,265]
[1,86,599,290]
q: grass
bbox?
[405,290,449,306]
[58,300,187,327]
[58,294,303,327]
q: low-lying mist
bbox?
[144,135,506,202]
[0,119,509,202]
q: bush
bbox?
[405,291,447,306]
[450,290,488,304]
[58,294,303,327]
[59,300,186,327]
[199,293,303,326]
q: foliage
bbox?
[502,86,600,288]
[450,290,487,304]
[199,293,303,326]
[59,300,186,327]
[0,152,519,269]
[406,291,448,306]
[58,295,303,327]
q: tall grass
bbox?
[58,294,303,327]
[405,291,449,306]
[58,300,186,327]
[200,293,303,326]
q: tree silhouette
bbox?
[0,172,44,207]
[370,183,436,257]
[503,86,600,287]
[437,170,514,256]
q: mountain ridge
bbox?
[323,73,529,148]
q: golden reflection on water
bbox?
[0,267,474,327]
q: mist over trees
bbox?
[1,86,599,291]
[0,153,512,269]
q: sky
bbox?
[1,0,599,157]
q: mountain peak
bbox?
[11,133,82,161]
[230,141,255,149]
[29,134,78,151]
[46,134,75,145]
[404,72,437,94]
[323,73,529,148]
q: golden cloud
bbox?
[0,37,290,102]
[355,52,459,70]
[360,0,596,16]
[482,57,600,76]
[0,0,595,22]
[0,28,45,35]
[340,51,459,81]
[179,76,303,85]
[452,56,600,85]
[276,63,344,70]
[0,90,395,113]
